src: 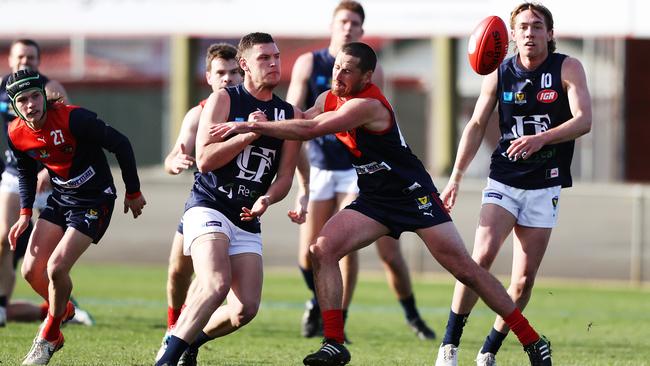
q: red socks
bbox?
[504,308,539,346]
[322,309,345,344]
[167,306,183,330]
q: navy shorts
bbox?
[39,195,115,244]
[346,191,452,239]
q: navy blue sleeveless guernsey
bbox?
[185,84,294,233]
[491,53,574,189]
[306,48,352,171]
[1,73,50,175]
[325,84,436,199]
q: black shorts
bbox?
[39,195,115,244]
[346,191,452,239]
[12,220,33,269]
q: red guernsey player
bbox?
[5,69,146,365]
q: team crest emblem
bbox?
[515,92,526,104]
[416,195,432,210]
[85,208,99,220]
[38,149,49,158]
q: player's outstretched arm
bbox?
[164,106,201,175]
[441,70,498,211]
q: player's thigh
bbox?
[47,227,93,275]
[0,191,20,238]
[314,209,387,260]
[190,233,231,287]
[473,203,517,260]
[169,231,192,274]
[416,222,477,275]
[228,253,263,308]
[22,219,65,274]
[301,198,337,247]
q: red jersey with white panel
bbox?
[8,103,141,210]
[324,84,436,200]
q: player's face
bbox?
[14,89,45,123]
[331,52,371,97]
[8,43,40,72]
[240,43,281,89]
[512,9,552,59]
[206,58,243,92]
[330,9,364,45]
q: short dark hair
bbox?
[238,32,275,58]
[10,39,41,59]
[510,2,556,53]
[341,42,376,73]
[205,43,242,75]
[333,1,365,24]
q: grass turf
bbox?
[1,263,648,365]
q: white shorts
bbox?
[182,206,262,257]
[0,171,51,210]
[309,167,358,201]
[481,178,561,228]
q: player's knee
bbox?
[231,301,259,327]
[509,275,535,298]
[46,263,69,284]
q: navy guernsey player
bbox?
[6,69,146,365]
[436,3,591,366]
[155,32,301,366]
[286,0,436,342]
[214,42,553,366]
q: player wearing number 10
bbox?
[436,2,591,365]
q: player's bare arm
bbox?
[506,57,592,159]
[441,70,498,210]
[196,90,260,173]
[45,80,69,103]
[241,138,302,221]
[213,97,388,141]
[286,52,314,109]
[164,106,201,174]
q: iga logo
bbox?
[537,89,557,103]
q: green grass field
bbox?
[1,263,648,365]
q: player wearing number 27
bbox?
[436,2,591,366]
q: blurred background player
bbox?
[6,69,146,365]
[0,39,93,327]
[435,2,591,365]
[155,32,302,366]
[155,43,244,361]
[286,0,435,341]
[212,41,553,366]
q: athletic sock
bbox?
[322,309,345,344]
[299,266,316,292]
[481,327,508,354]
[504,308,539,346]
[41,312,65,342]
[155,335,189,366]
[189,331,213,351]
[167,306,183,330]
[399,294,420,322]
[0,295,7,307]
[442,310,470,347]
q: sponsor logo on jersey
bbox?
[38,149,49,159]
[52,166,96,188]
[235,117,245,122]
[60,145,74,154]
[353,161,391,175]
[502,92,514,103]
[85,208,99,220]
[484,191,503,200]
[316,75,329,86]
[546,167,559,179]
[416,195,432,210]
[552,195,559,209]
[515,92,526,104]
[537,89,558,103]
